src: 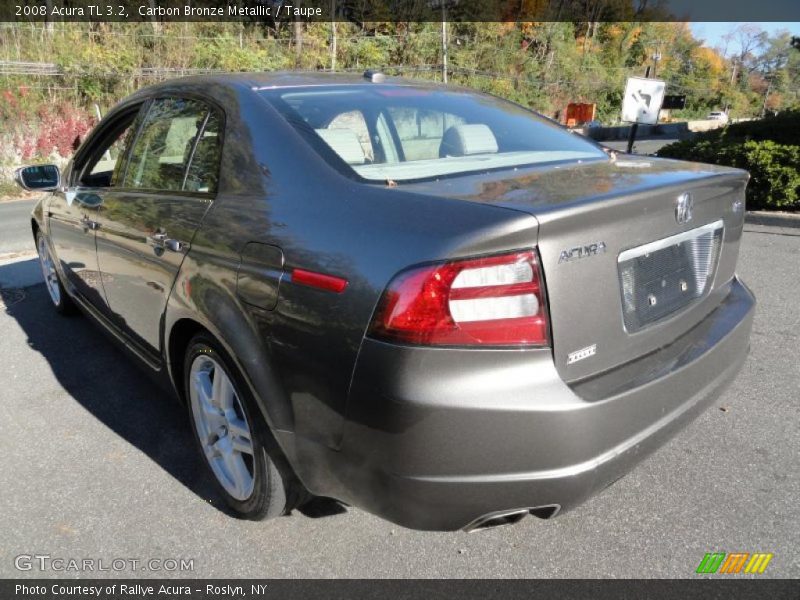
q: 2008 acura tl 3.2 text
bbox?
[16,71,755,532]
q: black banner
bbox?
[3,579,800,600]
[662,95,688,110]
[3,0,800,23]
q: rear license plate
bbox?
[618,220,723,332]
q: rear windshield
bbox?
[258,85,606,182]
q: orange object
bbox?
[565,103,596,125]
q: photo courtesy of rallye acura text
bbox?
[16,71,755,532]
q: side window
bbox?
[77,109,141,188]
[387,107,465,161]
[123,98,217,192]
[184,110,221,193]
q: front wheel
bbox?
[36,231,76,315]
[184,333,306,520]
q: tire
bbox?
[184,333,306,520]
[36,231,76,315]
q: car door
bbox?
[94,97,222,358]
[47,105,143,315]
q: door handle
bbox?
[164,238,187,252]
[80,215,99,231]
[149,230,187,253]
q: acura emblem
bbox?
[675,192,694,224]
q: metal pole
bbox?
[441,5,448,84]
[625,124,638,154]
[626,65,651,154]
[652,55,662,129]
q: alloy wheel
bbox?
[189,355,256,501]
[37,235,61,306]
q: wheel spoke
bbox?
[193,371,218,417]
[231,436,253,455]
[38,238,60,305]
[212,367,235,410]
[219,441,252,498]
[203,441,218,460]
[228,418,254,455]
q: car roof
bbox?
[117,71,475,116]
[131,71,448,96]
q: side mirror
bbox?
[14,164,60,192]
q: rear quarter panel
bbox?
[165,86,541,458]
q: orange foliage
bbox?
[693,47,726,78]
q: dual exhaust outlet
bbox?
[462,505,561,533]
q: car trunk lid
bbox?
[398,156,748,382]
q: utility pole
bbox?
[44,0,54,33]
[441,4,448,84]
[652,50,662,79]
[330,0,336,71]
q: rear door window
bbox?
[183,110,222,193]
[122,98,221,193]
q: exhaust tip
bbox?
[463,504,562,533]
[529,504,561,520]
[463,508,529,533]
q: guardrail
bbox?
[575,118,756,141]
[577,121,712,141]
[0,60,219,78]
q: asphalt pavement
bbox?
[602,137,681,156]
[0,199,36,255]
[0,201,798,578]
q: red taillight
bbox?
[369,250,549,347]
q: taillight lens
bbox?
[369,250,549,347]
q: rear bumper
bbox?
[296,277,755,531]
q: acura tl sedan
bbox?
[16,72,755,532]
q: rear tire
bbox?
[184,333,306,520]
[36,231,76,315]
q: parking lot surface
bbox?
[602,136,681,156]
[0,199,36,255]
[0,200,797,578]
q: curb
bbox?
[745,211,800,229]
[0,194,38,204]
[0,250,37,264]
